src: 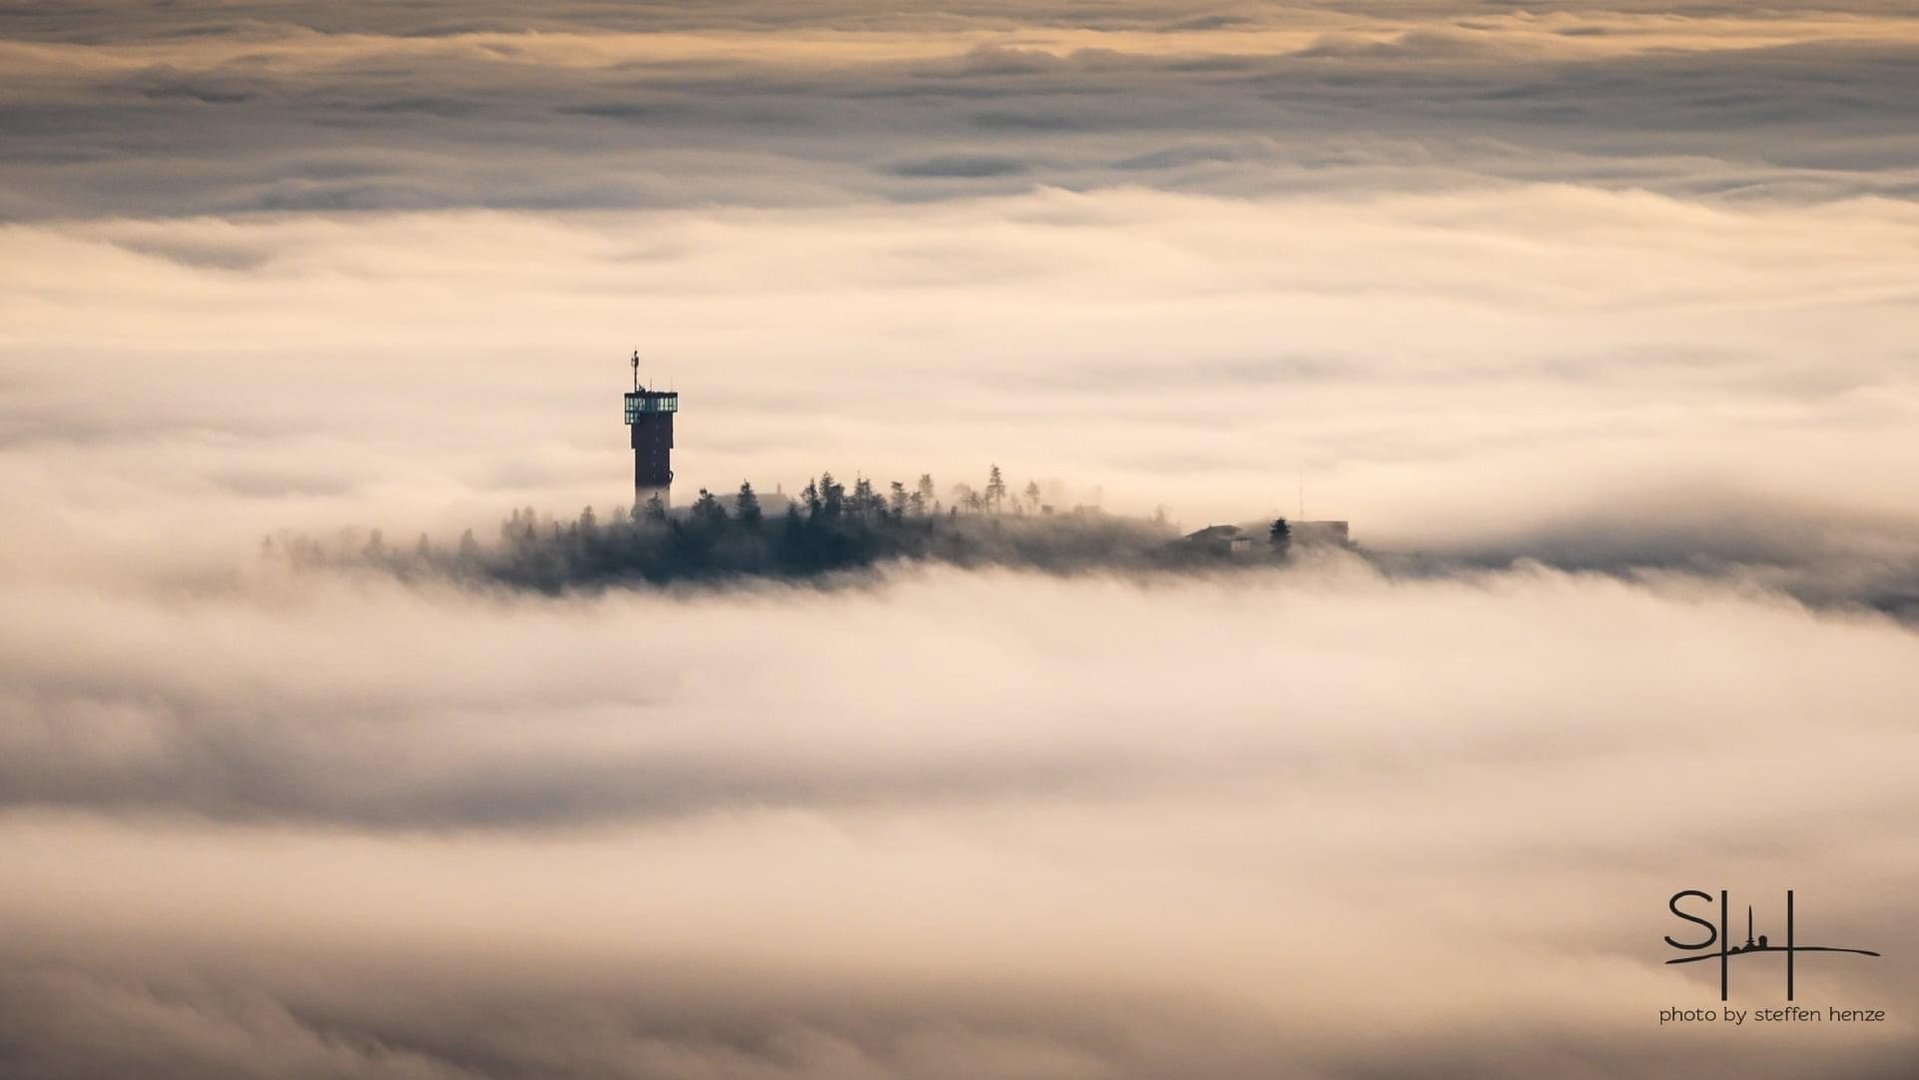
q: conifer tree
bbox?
[736,480,762,524]
[985,465,1007,513]
[692,488,726,524]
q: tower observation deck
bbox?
[624,351,677,508]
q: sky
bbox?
[3,2,1919,1078]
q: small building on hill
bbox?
[1183,519,1355,556]
[1183,524,1257,555]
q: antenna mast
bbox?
[631,349,640,392]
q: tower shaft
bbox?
[625,382,679,509]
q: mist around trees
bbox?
[266,468,1306,593]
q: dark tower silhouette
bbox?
[624,350,678,508]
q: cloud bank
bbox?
[6,2,1919,1078]
[6,563,1919,1078]
[3,1,1919,218]
[4,187,1917,563]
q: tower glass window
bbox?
[624,393,678,422]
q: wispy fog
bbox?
[6,561,1919,1077]
[5,189,1916,557]
[5,2,1919,1077]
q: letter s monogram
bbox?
[1665,889,1717,951]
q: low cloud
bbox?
[4,559,1919,1077]
[6,3,1919,1077]
[4,555,1918,830]
[3,187,1915,556]
[3,3,1919,217]
[885,153,1033,179]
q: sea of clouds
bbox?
[4,2,1919,1077]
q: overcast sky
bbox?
[4,3,1919,1078]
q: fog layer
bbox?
[6,563,1919,1078]
[5,2,1919,1077]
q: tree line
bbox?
[263,466,1310,593]
[634,464,1051,526]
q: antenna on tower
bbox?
[630,349,640,392]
